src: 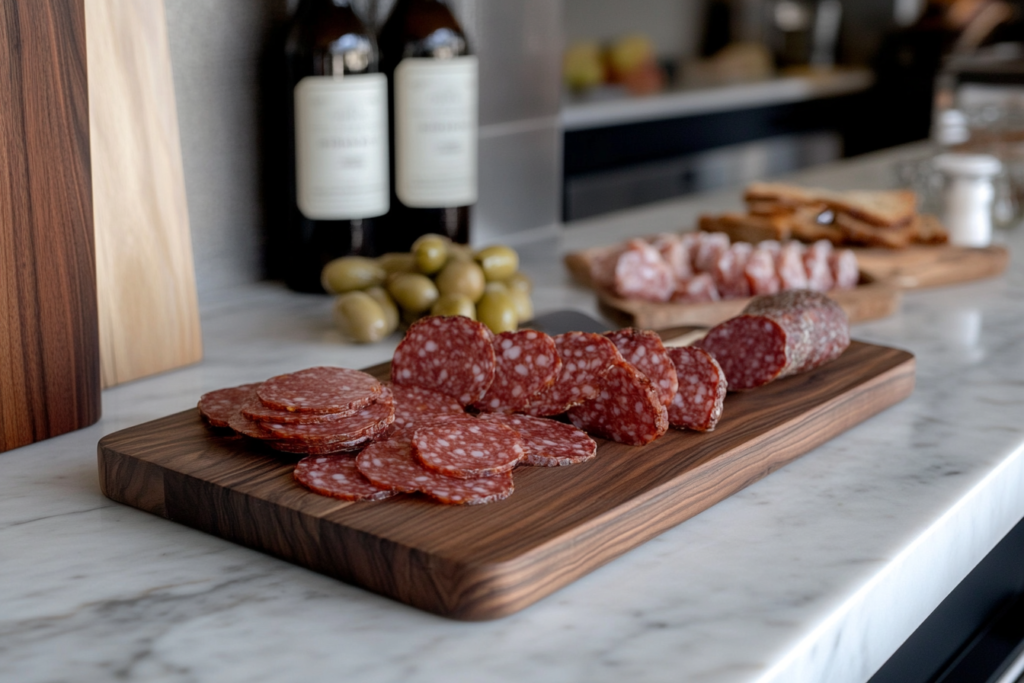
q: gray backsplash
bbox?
[163,0,564,299]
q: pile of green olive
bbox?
[322,234,533,343]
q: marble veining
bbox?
[3,146,1024,682]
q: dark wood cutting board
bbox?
[98,341,915,620]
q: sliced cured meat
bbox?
[649,233,693,280]
[605,328,678,408]
[693,231,731,273]
[803,240,835,292]
[613,239,675,302]
[198,383,260,427]
[671,273,720,303]
[391,316,496,406]
[356,427,515,505]
[271,431,381,454]
[567,360,668,446]
[473,330,560,413]
[775,242,809,291]
[228,409,278,440]
[520,332,621,416]
[830,248,859,290]
[294,455,397,502]
[257,366,381,414]
[666,346,727,432]
[713,242,753,299]
[388,383,465,430]
[242,396,360,425]
[262,387,395,442]
[744,247,781,296]
[479,413,597,467]
[412,416,524,479]
[698,289,850,390]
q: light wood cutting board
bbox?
[98,340,915,620]
[86,0,202,388]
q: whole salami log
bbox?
[479,412,596,466]
[665,347,727,432]
[567,360,668,446]
[412,416,524,479]
[473,330,560,413]
[198,383,260,427]
[605,328,678,408]
[391,316,496,406]
[257,366,382,414]
[294,455,397,502]
[520,332,621,417]
[698,289,850,390]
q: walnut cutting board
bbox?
[85,0,202,388]
[98,341,915,620]
[851,244,1009,289]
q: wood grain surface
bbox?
[85,0,202,388]
[563,245,901,329]
[0,0,101,453]
[98,341,915,620]
[852,244,1009,289]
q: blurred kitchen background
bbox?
[163,0,1024,299]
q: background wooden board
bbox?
[98,341,915,620]
[0,0,101,453]
[852,244,1009,289]
[85,0,203,388]
[564,245,901,329]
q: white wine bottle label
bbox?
[394,56,478,208]
[294,73,389,220]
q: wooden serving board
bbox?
[98,341,914,620]
[564,246,900,330]
[852,244,1009,289]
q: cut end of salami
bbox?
[391,316,496,406]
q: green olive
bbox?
[503,271,533,293]
[364,286,399,335]
[483,280,508,295]
[476,290,518,333]
[430,293,477,320]
[333,292,388,343]
[377,252,417,275]
[435,260,486,303]
[507,287,534,323]
[412,234,449,275]
[387,272,439,314]
[321,256,385,294]
[446,242,474,262]
[475,245,519,281]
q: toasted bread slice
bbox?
[745,182,917,227]
[789,205,845,244]
[914,214,950,245]
[698,212,790,243]
[834,212,919,249]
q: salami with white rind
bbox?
[567,360,668,446]
[698,289,850,390]
[199,383,260,427]
[604,328,678,408]
[665,346,727,432]
[473,330,560,413]
[294,455,397,501]
[412,416,524,479]
[520,332,622,416]
[479,413,597,467]
[257,366,382,414]
[391,316,496,406]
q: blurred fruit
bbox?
[431,293,477,320]
[605,34,656,82]
[476,290,518,334]
[333,292,388,343]
[563,41,605,91]
[321,256,385,294]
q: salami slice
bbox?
[271,431,382,454]
[391,316,496,406]
[567,360,668,446]
[262,387,395,442]
[412,416,524,479]
[228,408,278,440]
[242,396,360,425]
[665,346,727,432]
[803,240,835,292]
[744,247,781,296]
[294,455,397,502]
[479,413,597,466]
[713,242,753,299]
[698,289,850,390]
[613,239,676,302]
[520,332,621,416]
[775,242,809,291]
[257,366,381,414]
[830,248,859,290]
[356,427,515,505]
[472,330,560,413]
[388,383,466,430]
[604,328,678,408]
[649,233,693,280]
[198,383,260,427]
[671,273,721,303]
[693,231,731,273]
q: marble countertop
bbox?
[5,147,1024,683]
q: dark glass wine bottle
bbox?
[375,0,477,254]
[281,0,388,293]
